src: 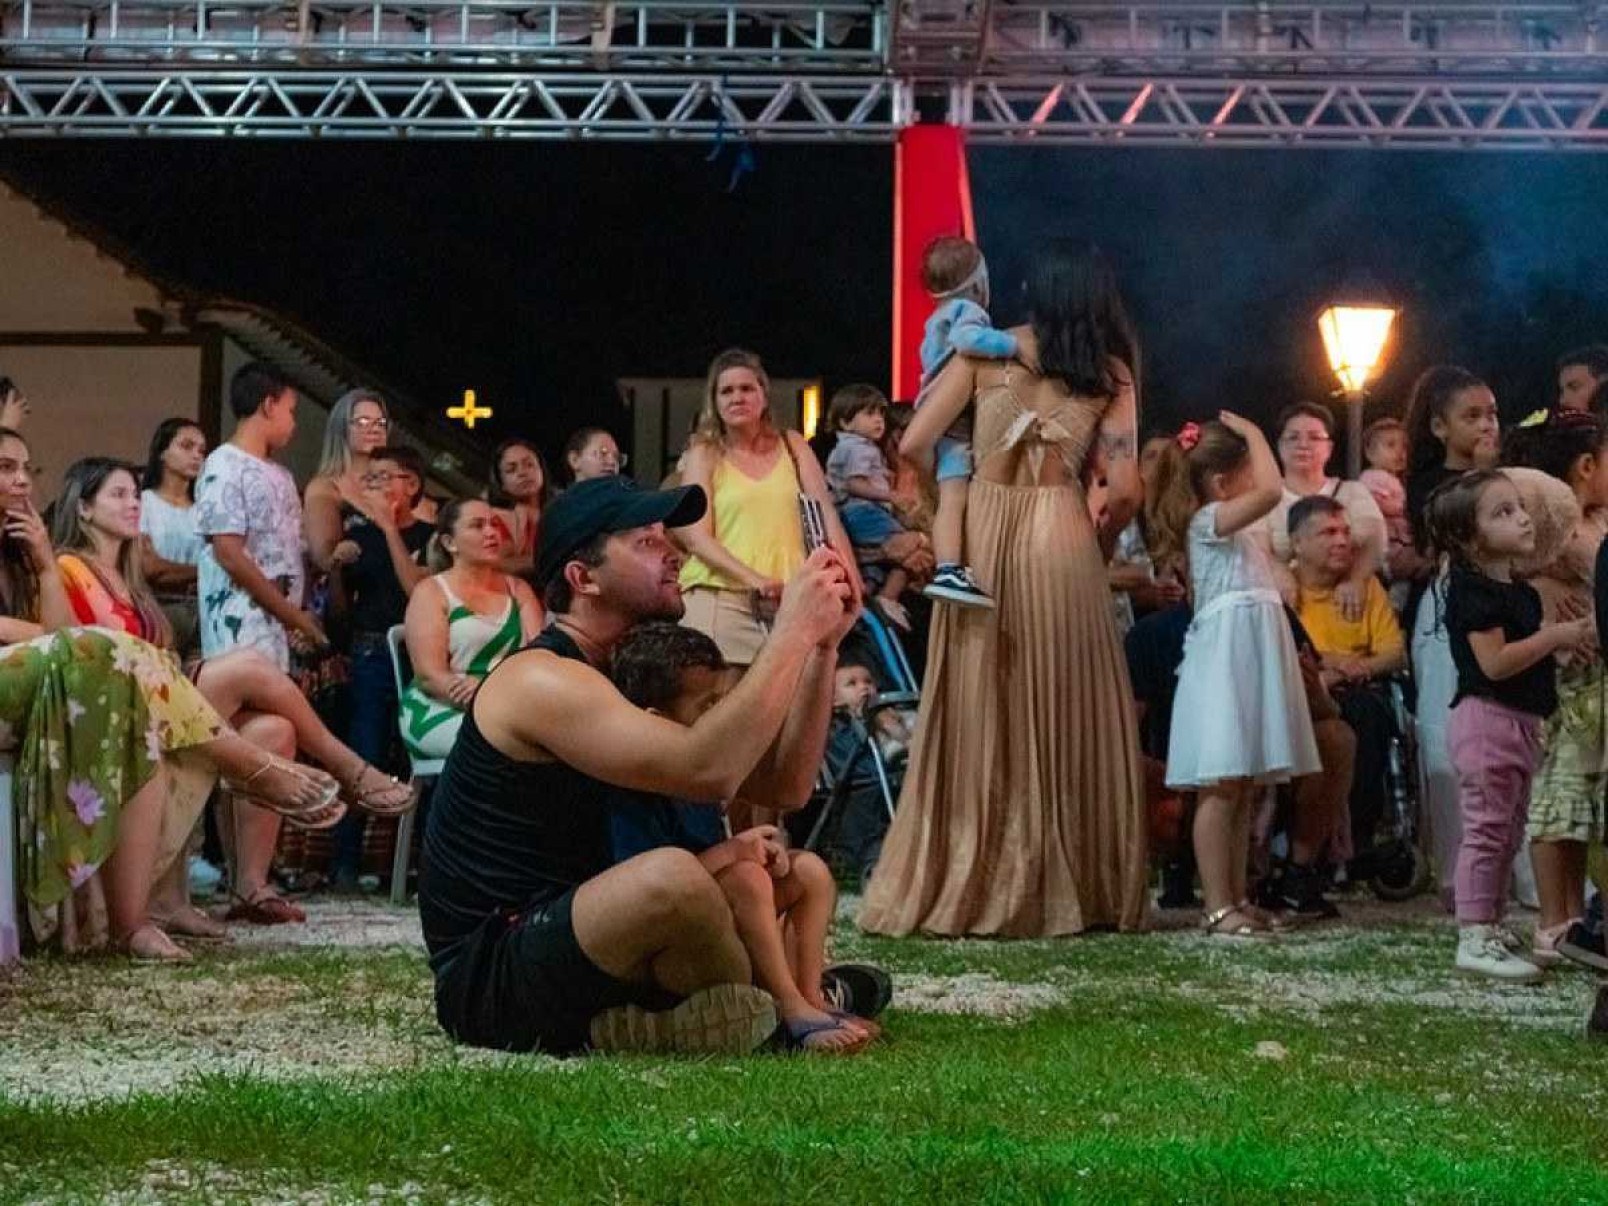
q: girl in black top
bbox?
[1426,470,1594,981]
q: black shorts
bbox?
[431,888,674,1055]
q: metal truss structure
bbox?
[3,2,1608,146]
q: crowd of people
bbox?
[3,243,1608,1056]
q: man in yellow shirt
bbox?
[1289,496,1406,868]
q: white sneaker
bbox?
[1456,925,1544,983]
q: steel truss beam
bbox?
[956,76,1608,149]
[897,3,1608,77]
[0,1,886,70]
[0,68,906,137]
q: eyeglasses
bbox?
[1279,434,1332,447]
[589,450,629,468]
[350,417,389,431]
[362,471,398,485]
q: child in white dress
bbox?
[1151,412,1321,938]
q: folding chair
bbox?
[801,691,917,855]
[387,625,445,904]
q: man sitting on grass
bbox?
[609,622,889,1054]
[419,476,860,1057]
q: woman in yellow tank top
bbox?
[677,348,859,668]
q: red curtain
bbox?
[891,124,975,403]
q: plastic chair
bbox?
[387,625,445,904]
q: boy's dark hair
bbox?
[228,361,292,420]
[373,444,427,505]
[827,384,888,432]
[921,236,983,296]
[1362,416,1404,450]
[1287,493,1345,540]
[612,621,726,711]
[542,530,609,615]
[1557,344,1608,378]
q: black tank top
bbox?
[417,626,621,968]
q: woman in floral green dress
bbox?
[0,427,335,962]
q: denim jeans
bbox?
[332,632,400,876]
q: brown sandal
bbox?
[342,761,415,817]
[225,889,306,926]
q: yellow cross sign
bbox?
[448,390,493,429]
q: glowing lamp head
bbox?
[1318,303,1397,393]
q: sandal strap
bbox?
[1202,905,1240,929]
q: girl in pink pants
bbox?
[1429,469,1595,981]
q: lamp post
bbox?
[1317,302,1398,480]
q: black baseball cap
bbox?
[535,475,706,587]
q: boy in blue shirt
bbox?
[609,623,888,1052]
[916,235,1018,609]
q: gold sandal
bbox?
[1202,905,1262,940]
[223,757,344,830]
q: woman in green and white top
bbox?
[401,499,544,760]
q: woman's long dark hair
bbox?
[486,437,553,510]
[1026,240,1140,401]
[1404,364,1487,478]
[143,417,204,502]
[0,426,36,622]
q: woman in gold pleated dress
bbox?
[860,241,1150,937]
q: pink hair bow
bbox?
[1177,422,1202,452]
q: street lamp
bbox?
[1317,302,1398,479]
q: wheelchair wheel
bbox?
[1370,840,1430,902]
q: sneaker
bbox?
[1558,917,1608,972]
[1255,865,1340,921]
[589,983,778,1055]
[821,963,893,1021]
[923,565,996,609]
[1532,920,1575,969]
[1588,987,1608,1042]
[1456,925,1544,982]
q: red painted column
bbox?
[891,124,975,403]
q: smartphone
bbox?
[800,495,829,553]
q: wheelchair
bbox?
[1345,674,1432,902]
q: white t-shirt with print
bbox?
[193,443,306,670]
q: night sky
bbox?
[3,140,1606,462]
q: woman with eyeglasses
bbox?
[325,445,433,889]
[562,427,626,485]
[304,389,393,575]
[1252,401,1387,619]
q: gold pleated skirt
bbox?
[859,478,1149,937]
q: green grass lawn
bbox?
[2,898,1606,1204]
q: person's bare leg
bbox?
[101,765,188,960]
[933,478,968,567]
[714,860,861,1050]
[149,850,227,940]
[196,651,398,800]
[572,847,750,997]
[1532,838,1589,931]
[1230,786,1256,907]
[775,852,836,1010]
[226,709,294,904]
[1194,783,1251,926]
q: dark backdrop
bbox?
[3,141,1605,460]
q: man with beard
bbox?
[419,475,858,1056]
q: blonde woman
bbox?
[677,348,859,671]
[304,387,393,574]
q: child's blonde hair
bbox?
[1144,422,1251,572]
